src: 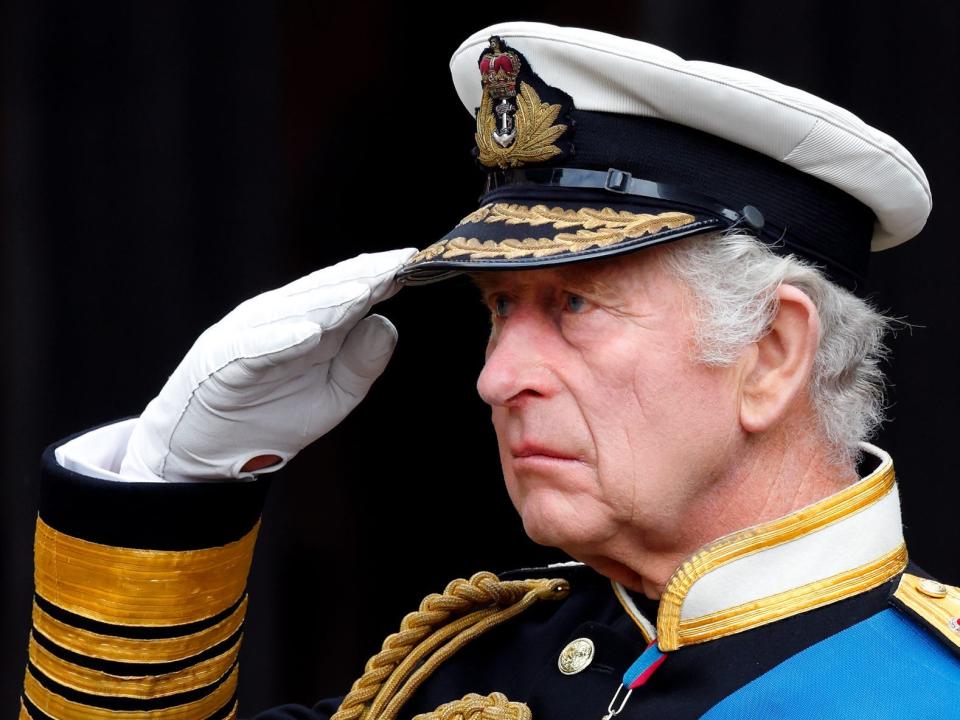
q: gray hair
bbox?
[658,230,894,468]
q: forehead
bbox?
[467,246,668,298]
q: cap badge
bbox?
[479,38,521,149]
[475,36,573,169]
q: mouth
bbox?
[510,443,582,463]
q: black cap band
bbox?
[482,166,764,230]
[484,110,877,291]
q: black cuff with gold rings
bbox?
[20,431,271,720]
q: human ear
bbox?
[738,284,820,433]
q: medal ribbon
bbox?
[601,641,668,720]
[623,640,667,688]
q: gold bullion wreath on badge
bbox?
[474,36,570,168]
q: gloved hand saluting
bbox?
[120,248,417,482]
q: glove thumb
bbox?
[328,314,399,402]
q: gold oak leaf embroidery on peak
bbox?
[443,206,695,260]
[455,205,496,226]
[475,82,567,168]
[405,243,448,264]
[404,205,696,264]
[463,204,694,230]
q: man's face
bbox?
[473,245,746,576]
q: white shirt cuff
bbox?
[53,419,155,483]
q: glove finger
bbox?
[280,247,417,300]
[297,254,408,346]
[324,313,398,406]
[230,279,363,330]
[237,282,376,374]
[214,320,324,389]
[362,248,418,306]
[217,249,415,332]
[284,253,411,328]
[294,283,377,368]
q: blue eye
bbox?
[565,293,589,313]
[493,296,512,317]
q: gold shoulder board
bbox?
[893,573,960,654]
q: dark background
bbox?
[1,0,957,715]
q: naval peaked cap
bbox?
[397,21,931,291]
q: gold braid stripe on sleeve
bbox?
[33,517,259,626]
[24,516,260,719]
[23,665,238,720]
[31,596,248,664]
[28,633,241,699]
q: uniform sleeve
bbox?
[17,424,328,720]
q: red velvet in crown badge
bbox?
[473,35,574,168]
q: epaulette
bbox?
[891,572,960,659]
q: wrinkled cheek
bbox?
[497,455,527,517]
[500,463,524,513]
[490,410,521,506]
[581,384,662,516]
[490,407,509,448]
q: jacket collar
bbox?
[613,442,906,650]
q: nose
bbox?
[476,306,558,408]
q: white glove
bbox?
[120,248,417,482]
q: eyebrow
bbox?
[468,266,624,300]
[467,272,496,291]
[468,273,517,296]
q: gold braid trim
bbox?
[657,460,895,650]
[22,665,238,720]
[413,692,531,720]
[28,632,241,699]
[31,596,248,664]
[404,206,695,265]
[331,571,569,720]
[459,204,692,230]
[894,573,960,651]
[33,517,259,626]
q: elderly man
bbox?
[19,21,959,720]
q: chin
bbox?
[515,492,612,552]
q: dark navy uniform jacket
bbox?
[18,422,960,719]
